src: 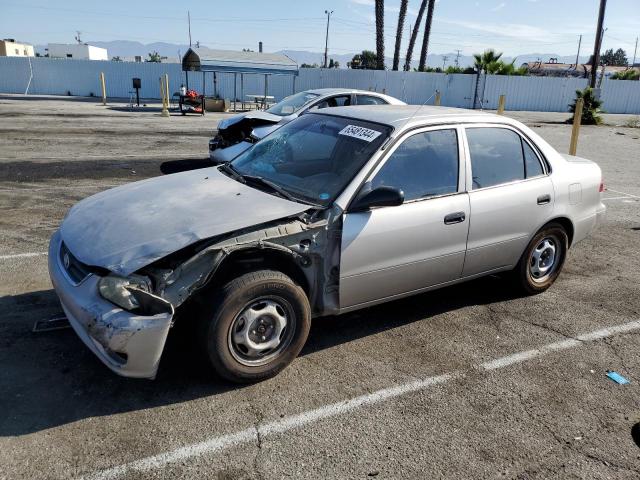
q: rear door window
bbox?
[466,127,526,189]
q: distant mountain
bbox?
[34,40,590,69]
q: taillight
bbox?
[599,180,605,193]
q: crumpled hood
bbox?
[217,111,283,130]
[60,167,309,276]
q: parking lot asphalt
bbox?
[1,95,639,479]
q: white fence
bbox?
[1,57,639,114]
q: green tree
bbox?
[568,87,604,125]
[375,0,385,69]
[146,51,163,63]
[601,48,628,66]
[444,65,475,74]
[111,56,122,62]
[610,69,639,80]
[404,0,428,71]
[348,50,377,69]
[328,58,340,69]
[392,0,408,71]
[418,0,436,71]
[300,63,319,68]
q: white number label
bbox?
[338,125,382,142]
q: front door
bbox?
[462,126,554,276]
[339,127,470,309]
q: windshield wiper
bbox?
[219,162,245,182]
[221,165,320,206]
[240,175,300,202]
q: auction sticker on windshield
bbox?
[339,125,382,142]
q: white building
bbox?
[0,39,35,57]
[47,43,108,60]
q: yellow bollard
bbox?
[164,74,170,111]
[497,94,506,115]
[100,72,106,106]
[434,90,441,106]
[569,98,583,156]
[160,76,169,117]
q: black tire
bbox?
[198,270,311,383]
[514,222,568,295]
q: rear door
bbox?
[339,127,470,308]
[462,125,553,277]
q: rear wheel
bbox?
[514,223,568,294]
[198,270,311,383]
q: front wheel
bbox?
[198,270,311,383]
[514,223,568,295]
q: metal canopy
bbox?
[182,48,298,76]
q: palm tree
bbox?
[473,49,503,73]
[392,0,409,71]
[404,0,428,71]
[418,0,436,71]
[568,87,604,125]
[375,0,385,70]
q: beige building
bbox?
[0,38,35,57]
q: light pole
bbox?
[324,10,333,68]
[589,0,607,88]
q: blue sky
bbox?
[1,0,638,57]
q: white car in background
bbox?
[208,88,406,163]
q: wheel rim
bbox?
[529,236,559,283]
[228,297,295,367]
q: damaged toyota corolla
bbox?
[49,105,605,383]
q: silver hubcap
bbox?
[228,298,293,366]
[529,237,558,282]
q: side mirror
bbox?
[350,186,404,212]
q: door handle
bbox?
[537,194,551,205]
[444,211,466,225]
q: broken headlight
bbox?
[98,275,151,311]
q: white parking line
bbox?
[0,252,47,261]
[81,319,640,480]
[0,153,205,161]
[602,196,637,201]
[606,188,640,199]
[0,183,124,193]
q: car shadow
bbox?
[0,276,518,437]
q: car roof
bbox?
[306,88,376,95]
[311,104,516,130]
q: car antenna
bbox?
[382,90,438,150]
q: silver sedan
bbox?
[49,105,605,382]
[208,88,405,163]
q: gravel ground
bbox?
[0,95,639,480]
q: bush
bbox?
[610,70,640,80]
[567,87,604,125]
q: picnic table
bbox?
[246,94,275,110]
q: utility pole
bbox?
[454,49,461,68]
[633,36,638,66]
[74,31,82,44]
[575,34,582,66]
[188,11,192,47]
[442,55,448,70]
[323,10,333,68]
[589,0,607,88]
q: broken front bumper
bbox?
[48,230,173,379]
